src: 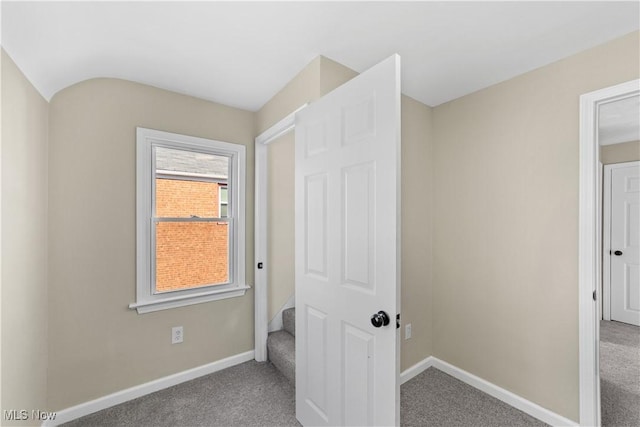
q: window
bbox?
[219,184,228,218]
[130,128,248,314]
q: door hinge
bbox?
[396,313,400,329]
[593,290,597,301]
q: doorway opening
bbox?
[578,79,639,426]
[254,105,306,362]
[602,161,640,325]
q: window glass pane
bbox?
[155,221,229,292]
[155,146,229,218]
[220,186,228,204]
[156,178,227,218]
[219,185,228,218]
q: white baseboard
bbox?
[44,350,255,426]
[400,356,435,384]
[428,357,578,427]
[268,293,295,333]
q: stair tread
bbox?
[283,307,295,337]
[267,330,295,384]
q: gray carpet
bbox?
[267,307,296,384]
[267,330,296,383]
[600,320,640,427]
[64,363,547,427]
[63,361,299,427]
[401,369,546,427]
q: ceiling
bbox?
[1,1,639,112]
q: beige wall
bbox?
[400,96,433,369]
[256,57,322,135]
[600,140,640,164]
[258,56,434,371]
[267,132,295,320]
[318,56,359,98]
[255,56,361,134]
[258,57,323,321]
[1,50,49,424]
[47,78,255,410]
[432,31,639,421]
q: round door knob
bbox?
[614,250,623,256]
[371,311,390,328]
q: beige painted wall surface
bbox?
[255,57,321,135]
[1,50,49,424]
[258,57,326,323]
[267,132,295,320]
[432,31,640,421]
[47,78,255,410]
[318,56,359,97]
[400,95,433,369]
[256,55,358,135]
[600,140,640,164]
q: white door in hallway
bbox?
[295,55,401,426]
[608,161,640,326]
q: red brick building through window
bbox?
[154,147,230,293]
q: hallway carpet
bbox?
[65,363,547,427]
[600,320,640,427]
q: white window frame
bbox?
[130,127,248,314]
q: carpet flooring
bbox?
[64,361,299,427]
[400,368,545,427]
[64,363,547,427]
[600,320,640,427]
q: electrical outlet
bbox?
[405,323,412,340]
[172,326,183,344]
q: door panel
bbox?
[343,162,376,290]
[305,174,328,278]
[343,323,374,426]
[305,305,328,421]
[610,162,640,326]
[295,55,401,426]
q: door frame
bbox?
[254,104,307,362]
[602,161,640,322]
[578,79,639,426]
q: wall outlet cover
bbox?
[172,326,183,344]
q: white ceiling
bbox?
[2,1,639,111]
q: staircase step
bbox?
[283,307,295,337]
[267,330,295,383]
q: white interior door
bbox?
[295,55,401,426]
[609,161,640,326]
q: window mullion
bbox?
[153,217,231,223]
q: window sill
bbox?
[129,284,251,314]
